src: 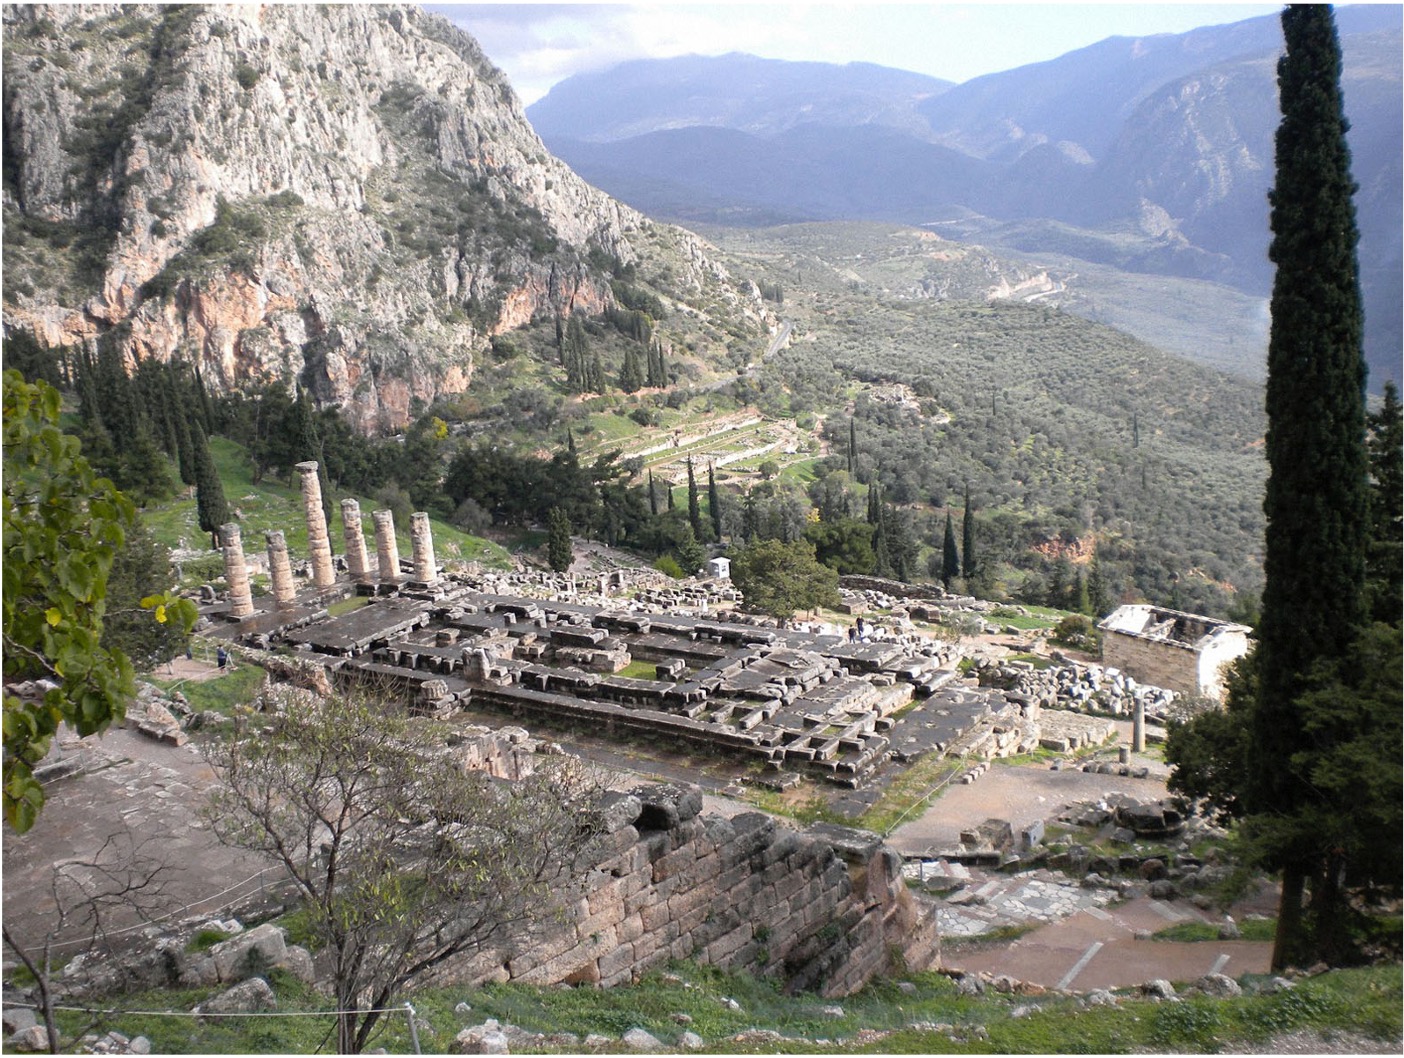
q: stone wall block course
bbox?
[616,912,646,946]
[652,843,700,883]
[639,900,673,933]
[704,923,753,964]
[597,942,637,980]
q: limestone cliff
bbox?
[2,5,768,429]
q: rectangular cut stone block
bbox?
[597,942,637,981]
[652,844,700,883]
[705,924,753,964]
[587,884,625,920]
[630,947,671,981]
[666,881,715,919]
[617,913,645,946]
[625,885,662,916]
[639,900,673,933]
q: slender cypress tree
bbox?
[707,463,722,542]
[961,486,976,578]
[847,419,856,475]
[1254,4,1370,971]
[1365,382,1402,623]
[546,506,573,573]
[648,470,659,517]
[193,421,230,549]
[686,458,702,540]
[941,513,959,591]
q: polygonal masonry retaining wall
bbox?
[451,784,937,997]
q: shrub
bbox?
[1052,613,1099,650]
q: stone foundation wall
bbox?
[1101,634,1199,698]
[456,785,935,998]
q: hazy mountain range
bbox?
[528,6,1402,384]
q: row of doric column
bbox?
[219,461,438,616]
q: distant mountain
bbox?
[529,9,1401,384]
[526,53,952,142]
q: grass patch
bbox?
[1153,918,1277,944]
[149,661,264,715]
[327,595,370,617]
[57,962,1401,1054]
[1005,652,1055,669]
[857,754,966,835]
[989,606,1063,630]
[139,437,512,583]
[617,659,665,680]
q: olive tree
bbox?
[205,688,603,1054]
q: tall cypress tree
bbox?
[961,486,976,578]
[707,463,722,542]
[193,421,230,549]
[648,470,659,517]
[941,513,959,591]
[1254,4,1370,971]
[686,458,702,540]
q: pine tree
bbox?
[1254,4,1371,971]
[546,506,573,573]
[707,463,722,542]
[961,486,976,578]
[193,421,230,549]
[941,513,959,591]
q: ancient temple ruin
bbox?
[1097,604,1251,701]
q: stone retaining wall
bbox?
[455,784,936,998]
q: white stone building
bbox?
[1097,605,1251,701]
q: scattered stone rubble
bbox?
[975,655,1178,722]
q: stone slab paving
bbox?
[2,727,279,961]
[944,893,1275,991]
[924,868,1119,939]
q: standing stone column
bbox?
[373,509,402,586]
[341,499,373,586]
[221,523,255,618]
[410,511,438,586]
[297,461,336,590]
[265,530,297,609]
[1132,698,1145,753]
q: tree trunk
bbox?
[1310,849,1349,965]
[1272,862,1309,971]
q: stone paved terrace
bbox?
[197,578,1116,789]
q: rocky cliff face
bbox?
[2,5,766,429]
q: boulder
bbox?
[679,1030,704,1051]
[1142,979,1176,1000]
[8,1024,51,1052]
[194,976,277,1016]
[622,1027,664,1052]
[209,923,288,982]
[1195,973,1242,998]
[451,1020,510,1054]
[2,1007,37,1036]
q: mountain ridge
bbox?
[1,4,773,429]
[527,9,1401,384]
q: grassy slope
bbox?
[140,436,513,576]
[71,960,1400,1054]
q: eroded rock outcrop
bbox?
[2,5,769,428]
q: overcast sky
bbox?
[429,3,1284,105]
